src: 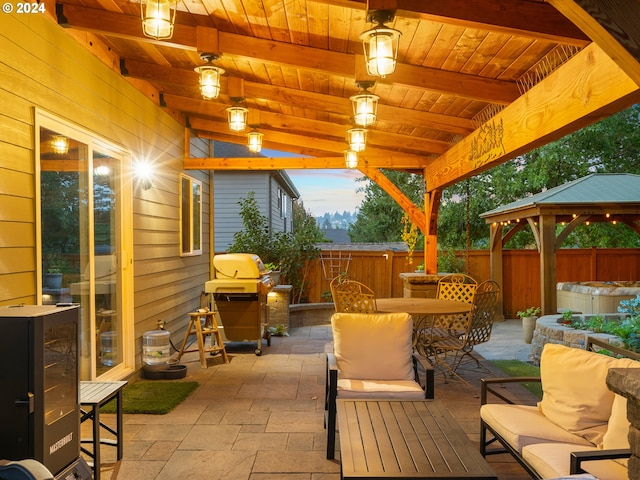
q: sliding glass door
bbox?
[38,113,132,380]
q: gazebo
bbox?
[481,173,640,315]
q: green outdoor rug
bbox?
[100,381,199,414]
[490,360,542,399]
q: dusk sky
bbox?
[285,169,366,217]
[261,149,365,217]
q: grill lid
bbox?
[213,253,268,279]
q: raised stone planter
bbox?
[530,313,629,365]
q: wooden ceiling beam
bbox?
[184,154,428,170]
[322,0,589,45]
[58,4,519,103]
[425,43,640,191]
[188,116,425,158]
[163,93,450,155]
[122,59,475,136]
[548,0,640,86]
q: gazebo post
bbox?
[489,223,505,321]
[539,214,558,315]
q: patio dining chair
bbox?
[419,280,501,390]
[329,275,377,313]
[325,312,434,459]
[436,273,478,303]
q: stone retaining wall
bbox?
[289,303,334,328]
[530,313,628,365]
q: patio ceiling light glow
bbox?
[247,128,264,153]
[360,10,401,78]
[194,53,225,100]
[141,0,177,40]
[350,81,379,127]
[344,149,358,169]
[346,128,367,152]
[226,98,249,132]
[51,135,69,155]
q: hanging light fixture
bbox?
[360,10,401,78]
[141,0,177,40]
[226,98,249,132]
[350,81,379,127]
[346,127,368,152]
[344,149,358,169]
[194,53,224,100]
[51,135,69,155]
[247,128,264,153]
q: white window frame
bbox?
[179,173,203,256]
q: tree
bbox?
[348,170,424,244]
[228,192,325,303]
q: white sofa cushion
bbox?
[538,344,639,444]
[480,404,594,453]
[337,379,426,398]
[522,442,628,480]
[332,312,415,381]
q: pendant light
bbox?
[360,10,401,78]
[226,98,249,132]
[247,129,264,153]
[350,81,379,127]
[141,0,177,40]
[344,149,358,169]
[194,53,224,100]
[346,128,368,152]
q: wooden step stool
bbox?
[177,310,229,367]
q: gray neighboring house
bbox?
[213,142,301,253]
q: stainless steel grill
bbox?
[204,254,274,355]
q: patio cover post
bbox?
[539,214,558,315]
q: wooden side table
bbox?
[80,380,127,480]
[177,311,229,368]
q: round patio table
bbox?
[376,297,472,316]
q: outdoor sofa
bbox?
[480,339,638,480]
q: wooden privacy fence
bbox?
[300,248,640,318]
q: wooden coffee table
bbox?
[336,399,497,479]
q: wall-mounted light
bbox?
[346,127,368,152]
[141,0,177,40]
[360,10,402,78]
[247,128,264,153]
[134,160,154,191]
[194,53,225,100]
[51,135,69,155]
[226,98,249,132]
[350,81,379,127]
[344,149,358,169]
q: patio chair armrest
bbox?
[412,352,434,399]
[570,448,631,474]
[480,376,541,405]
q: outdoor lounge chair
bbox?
[324,312,434,459]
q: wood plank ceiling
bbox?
[55,0,640,195]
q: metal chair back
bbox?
[330,277,377,314]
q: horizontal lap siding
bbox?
[0,14,211,364]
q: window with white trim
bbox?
[180,174,202,256]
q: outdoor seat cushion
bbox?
[522,442,628,480]
[337,379,425,398]
[480,404,595,454]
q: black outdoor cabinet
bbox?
[0,304,83,478]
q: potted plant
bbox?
[264,262,282,286]
[517,306,541,344]
[44,253,66,289]
[560,310,574,325]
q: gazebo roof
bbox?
[481,173,640,222]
